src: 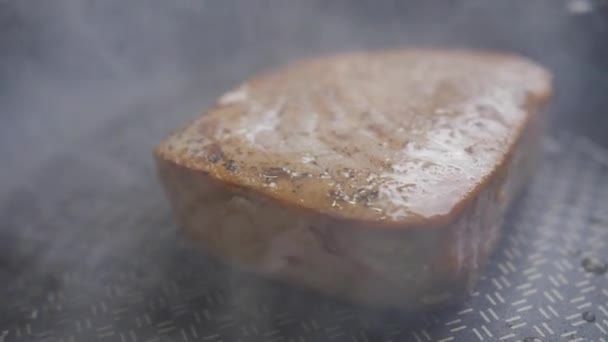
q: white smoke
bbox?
[0,0,600,336]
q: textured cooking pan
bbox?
[0,0,607,341]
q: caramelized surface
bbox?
[156,49,551,225]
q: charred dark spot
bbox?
[464,146,474,154]
[223,160,237,172]
[205,144,224,164]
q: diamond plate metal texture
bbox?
[0,111,607,342]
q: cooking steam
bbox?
[0,0,600,337]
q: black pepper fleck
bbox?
[355,188,379,202]
[206,144,224,164]
[223,160,237,172]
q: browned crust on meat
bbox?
[155,48,552,229]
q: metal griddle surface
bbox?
[0,105,607,342]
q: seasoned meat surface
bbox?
[157,49,551,225]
